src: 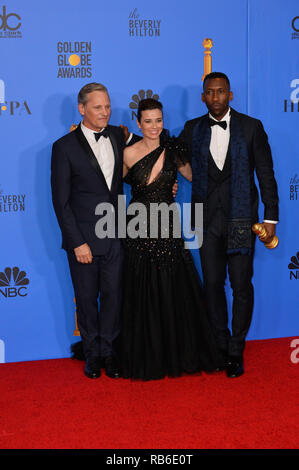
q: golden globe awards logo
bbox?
[129,89,160,119]
[57,42,92,78]
[129,8,161,37]
[0,5,22,38]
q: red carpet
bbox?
[0,337,298,450]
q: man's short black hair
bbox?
[203,72,230,90]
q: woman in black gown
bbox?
[121,98,223,380]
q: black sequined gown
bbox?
[121,143,223,380]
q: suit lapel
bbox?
[198,114,211,160]
[228,108,251,219]
[229,108,248,180]
[191,114,211,201]
[228,108,239,164]
[74,124,110,191]
[108,126,121,194]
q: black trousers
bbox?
[67,240,124,359]
[200,208,256,358]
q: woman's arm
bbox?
[123,161,129,178]
[123,146,131,178]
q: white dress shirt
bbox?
[81,122,115,190]
[209,108,230,171]
[209,108,277,224]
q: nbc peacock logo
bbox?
[129,89,159,120]
[288,253,299,280]
[0,267,29,298]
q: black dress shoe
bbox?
[226,356,244,378]
[103,355,120,378]
[84,357,101,379]
[71,340,85,361]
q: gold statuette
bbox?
[202,38,213,81]
[70,124,78,132]
[252,223,279,249]
[73,298,80,336]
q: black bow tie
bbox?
[94,128,109,141]
[208,118,227,130]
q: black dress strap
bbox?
[124,146,164,187]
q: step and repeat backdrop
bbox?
[0,0,298,363]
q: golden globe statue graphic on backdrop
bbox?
[73,298,80,336]
[202,38,213,81]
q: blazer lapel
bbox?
[108,126,121,194]
[191,114,211,201]
[228,108,251,219]
[229,108,248,179]
[74,125,110,190]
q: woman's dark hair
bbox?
[137,98,163,122]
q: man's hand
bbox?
[172,180,178,198]
[74,243,93,264]
[261,222,276,244]
[120,124,129,142]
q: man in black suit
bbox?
[51,83,135,379]
[179,72,279,377]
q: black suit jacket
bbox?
[178,107,279,224]
[51,124,129,255]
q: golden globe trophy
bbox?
[73,298,80,336]
[252,223,279,249]
[202,38,213,81]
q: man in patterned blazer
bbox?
[179,72,279,377]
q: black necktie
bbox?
[208,118,227,130]
[94,128,109,141]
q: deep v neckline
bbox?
[146,148,165,186]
